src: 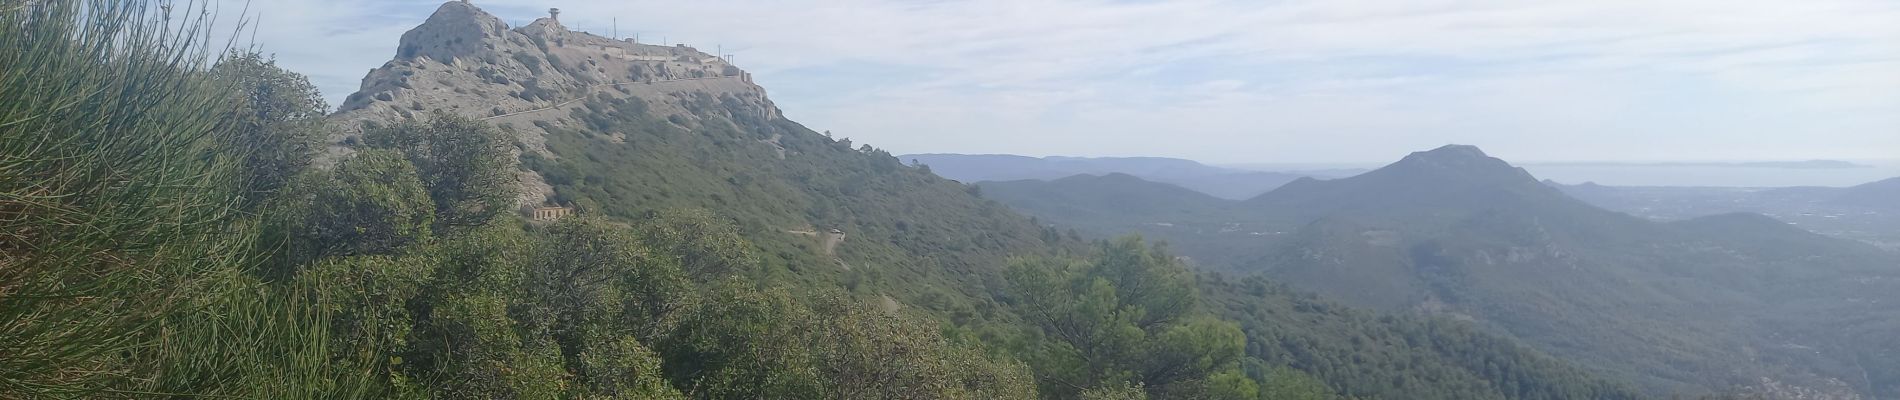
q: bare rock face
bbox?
[325,1,782,208]
[395,1,507,64]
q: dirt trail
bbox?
[785,228,849,270]
[784,229,845,255]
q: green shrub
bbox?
[511,52,544,75]
[211,51,330,210]
[302,149,436,259]
[362,111,519,231]
[0,1,251,394]
[139,272,388,398]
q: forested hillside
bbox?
[4,2,1644,399]
[979,145,1900,398]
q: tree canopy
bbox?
[1004,238,1250,399]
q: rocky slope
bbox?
[327,1,770,207]
[325,0,1077,310]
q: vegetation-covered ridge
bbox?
[5,2,1645,399]
[499,43,1645,398]
[981,144,1900,399]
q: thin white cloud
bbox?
[233,0,1900,163]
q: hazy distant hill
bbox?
[1245,145,1600,221]
[980,145,1900,398]
[1833,177,1900,209]
[1530,160,1872,169]
[982,173,1230,224]
[902,153,1322,199]
[1548,177,1900,249]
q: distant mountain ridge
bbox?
[1247,145,1592,218]
[1530,160,1872,169]
[979,144,1900,398]
[1833,177,1900,208]
[1547,176,1900,249]
[982,173,1233,230]
[902,153,1337,200]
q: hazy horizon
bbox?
[223,0,1899,165]
[904,151,1900,187]
[904,150,1900,167]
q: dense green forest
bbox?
[3,2,1653,399]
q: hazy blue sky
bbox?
[224,0,1899,164]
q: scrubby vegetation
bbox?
[0,3,1024,397]
[507,72,1642,400]
[0,1,306,395]
[2,2,1646,399]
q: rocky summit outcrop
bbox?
[326,1,777,207]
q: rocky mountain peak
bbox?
[519,16,564,37]
[395,1,509,63]
[327,1,779,209]
[341,1,769,118]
